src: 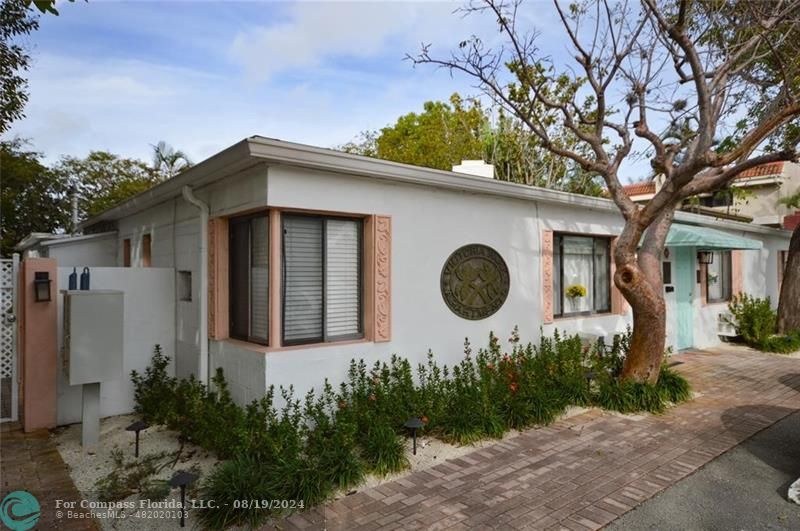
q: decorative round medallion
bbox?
[440,244,510,320]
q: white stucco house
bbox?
[18,137,793,409]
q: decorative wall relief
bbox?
[542,231,554,323]
[374,216,391,342]
[441,244,510,320]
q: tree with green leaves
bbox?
[151,140,193,180]
[0,139,70,256]
[410,0,800,382]
[0,0,39,134]
[342,93,604,195]
[1,0,77,133]
[777,190,800,333]
[53,151,162,220]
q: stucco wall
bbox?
[46,234,118,267]
[55,267,175,425]
[97,162,791,406]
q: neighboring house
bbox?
[623,161,800,228]
[12,137,792,412]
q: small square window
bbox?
[177,271,192,301]
[662,261,672,285]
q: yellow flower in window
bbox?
[565,284,587,299]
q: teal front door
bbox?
[674,247,694,350]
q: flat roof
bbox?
[79,136,792,239]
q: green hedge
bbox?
[131,328,690,528]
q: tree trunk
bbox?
[614,209,675,384]
[777,224,800,334]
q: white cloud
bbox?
[228,1,476,82]
[8,47,473,165]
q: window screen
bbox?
[553,234,611,317]
[229,213,269,344]
[282,215,363,345]
[282,216,324,344]
[707,250,732,303]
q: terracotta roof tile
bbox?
[622,181,655,196]
[737,161,785,179]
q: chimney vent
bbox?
[452,160,495,179]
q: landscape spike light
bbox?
[404,417,425,455]
[125,420,149,458]
[169,471,199,528]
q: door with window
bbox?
[674,247,694,350]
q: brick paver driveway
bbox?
[282,347,800,530]
[0,425,98,530]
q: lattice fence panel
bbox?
[0,260,14,379]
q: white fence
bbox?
[0,256,19,422]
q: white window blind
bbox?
[325,219,361,339]
[283,216,324,343]
[250,216,269,341]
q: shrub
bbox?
[94,449,177,503]
[595,378,666,414]
[759,331,800,353]
[134,326,691,526]
[657,366,692,404]
[130,345,176,424]
[360,422,409,476]
[197,456,282,529]
[727,294,777,347]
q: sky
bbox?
[8,0,647,181]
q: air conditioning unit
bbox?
[718,312,737,337]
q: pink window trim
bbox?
[209,209,391,348]
[731,250,743,297]
[541,230,554,324]
[609,237,628,315]
[373,215,392,342]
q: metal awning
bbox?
[666,224,762,250]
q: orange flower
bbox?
[368,393,377,402]
[421,415,429,425]
[509,382,519,393]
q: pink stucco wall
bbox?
[20,258,57,432]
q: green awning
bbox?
[665,224,762,250]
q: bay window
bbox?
[553,234,611,317]
[706,250,732,303]
[282,214,363,345]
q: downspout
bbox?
[181,186,210,386]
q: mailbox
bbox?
[64,290,124,386]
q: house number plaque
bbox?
[441,244,510,320]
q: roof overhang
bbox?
[77,136,793,241]
[15,232,71,251]
[41,231,118,247]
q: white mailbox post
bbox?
[63,290,124,447]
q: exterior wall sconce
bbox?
[34,271,52,302]
[697,251,714,265]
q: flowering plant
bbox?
[565,284,587,299]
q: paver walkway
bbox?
[281,347,800,530]
[0,423,98,530]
